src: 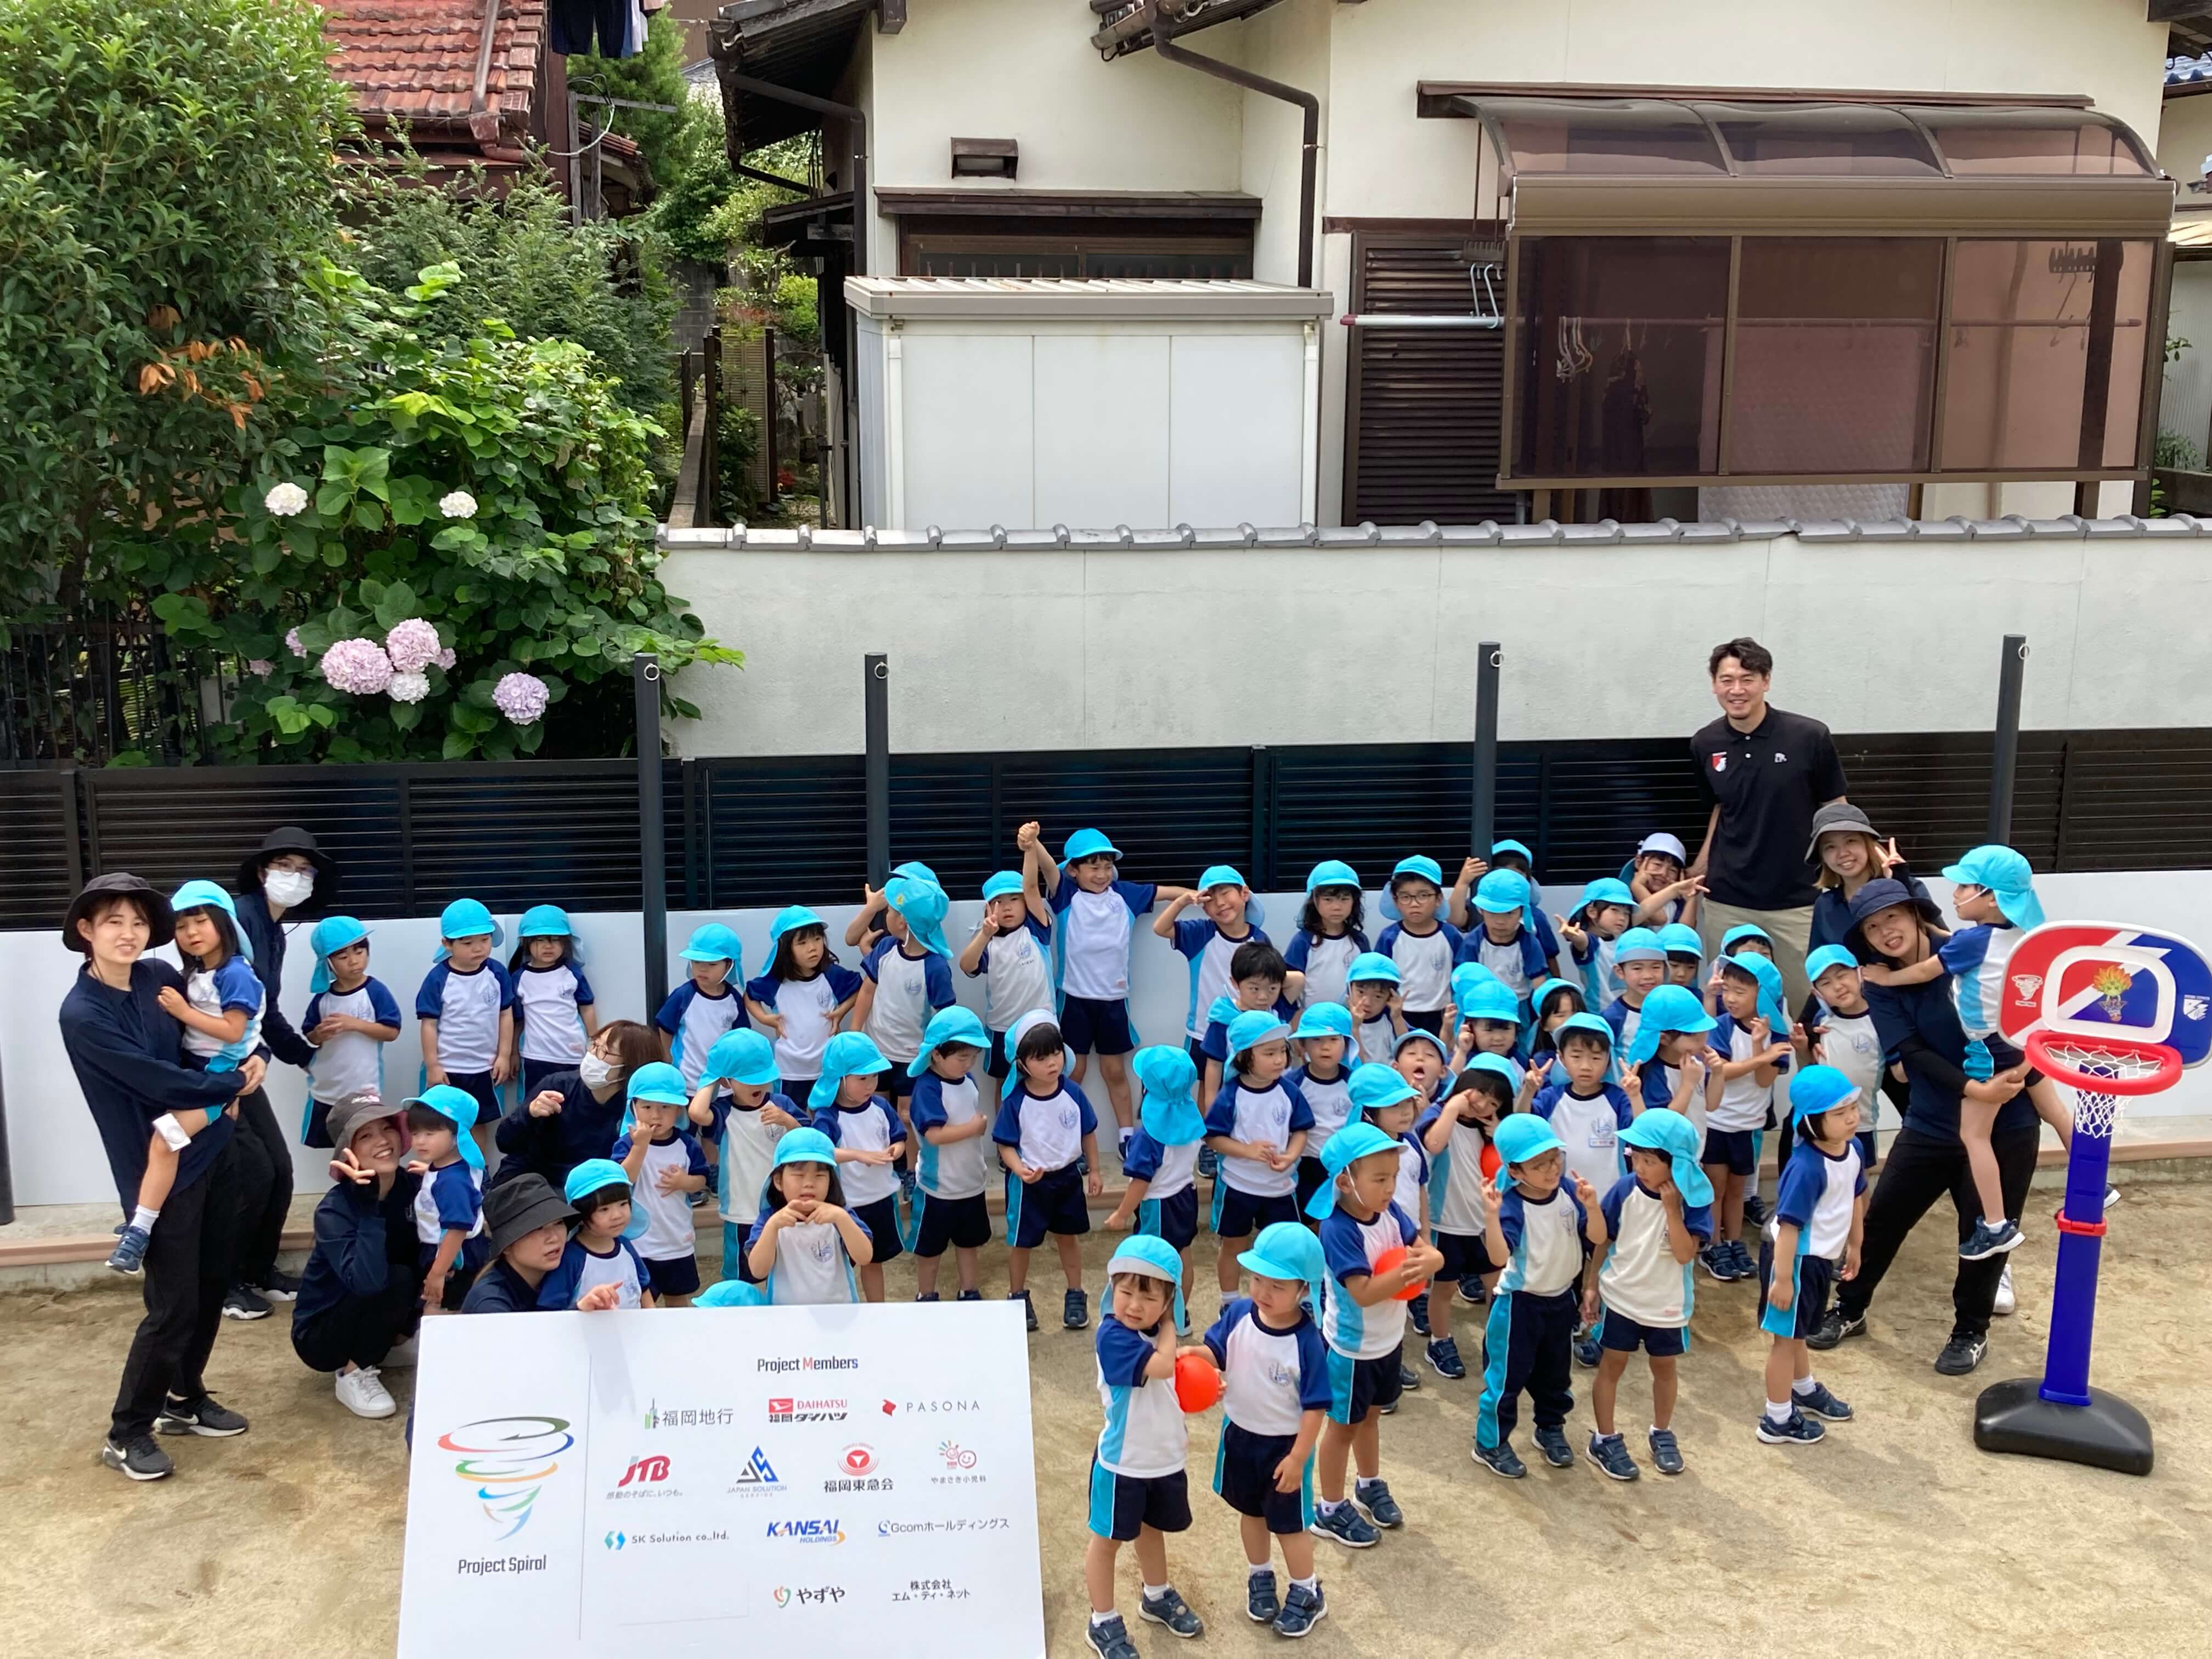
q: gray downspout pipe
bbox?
[1144,1,1317,289]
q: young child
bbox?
[1285,1003,1356,1217]
[993,1008,1105,1331]
[656,922,747,1092]
[1622,985,1721,1138]
[1559,878,1637,1009]
[1657,922,1705,990]
[1757,1065,1866,1446]
[111,881,266,1274]
[744,906,862,1104]
[416,898,515,1166]
[854,875,956,1177]
[1043,827,1193,1158]
[1346,952,1408,1065]
[1703,951,1792,1283]
[1457,870,1549,1005]
[1530,1013,1635,1366]
[507,905,597,1097]
[807,1030,905,1302]
[1198,940,1294,1109]
[1628,832,1703,929]
[1156,863,1269,1062]
[1284,860,1369,1013]
[1800,945,1885,1172]
[1860,844,2075,1259]
[1417,1055,1515,1379]
[1205,1011,1314,1300]
[404,1083,489,1311]
[1523,976,1590,1088]
[1446,973,1525,1081]
[1392,1025,1453,1108]
[556,1158,654,1309]
[1082,1235,1207,1659]
[1374,856,1462,1034]
[1351,1062,1431,1384]
[746,1127,873,1304]
[958,827,1057,1108]
[905,1006,994,1302]
[1455,840,1563,976]
[687,1028,806,1283]
[843,859,943,953]
[1600,927,1667,1056]
[1205,1222,1332,1639]
[612,1062,709,1307]
[1107,1046,1207,1330]
[1471,1114,1602,1479]
[1304,1121,1441,1547]
[1585,1108,1711,1479]
[300,916,401,1149]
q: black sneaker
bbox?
[107,1225,151,1275]
[1805,1309,1865,1351]
[1646,1427,1685,1475]
[1273,1581,1327,1639]
[1198,1145,1218,1179]
[253,1270,302,1302]
[1085,1613,1139,1659]
[222,1286,271,1322]
[101,1434,173,1481]
[1063,1288,1089,1330]
[956,1289,981,1302]
[1136,1585,1203,1638]
[154,1395,248,1437]
[1353,1476,1402,1527]
[1532,1425,1574,1468]
[1934,1333,1988,1376]
[1585,1431,1640,1481]
[1960,1218,2024,1261]
[915,1291,941,1303]
[1471,1438,1526,1479]
[688,1187,710,1209]
[1014,1290,1038,1332]
[1245,1568,1280,1624]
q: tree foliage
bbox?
[565,8,691,189]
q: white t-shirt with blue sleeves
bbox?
[908,1072,988,1200]
[1093,1314,1184,1478]
[744,965,862,1081]
[713,1093,806,1224]
[1709,1012,1788,1133]
[1530,1081,1635,1195]
[974,915,1054,1032]
[1392,1131,1430,1224]
[303,976,402,1105]
[183,956,264,1069]
[1121,1127,1200,1201]
[416,960,514,1074]
[1203,1077,1313,1198]
[1415,1107,1494,1236]
[746,1212,867,1305]
[566,1234,648,1308]
[1772,1138,1867,1261]
[414,1159,484,1249]
[612,1128,710,1261]
[1052,878,1156,1001]
[861,938,955,1064]
[1284,930,1365,1014]
[1374,920,1463,1013]
[1596,1176,1712,1328]
[1318,1201,1418,1359]
[1286,1064,1353,1156]
[655,980,746,1089]
[1172,916,1267,1040]
[815,1096,907,1206]
[1497,1184,1588,1299]
[991,1080,1097,1173]
[1205,1299,1330,1437]
[1938,923,2019,1042]
[513,962,595,1064]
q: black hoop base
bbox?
[1973,1376,2154,1476]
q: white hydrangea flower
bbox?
[438,489,478,520]
[264,481,309,517]
[387,670,431,705]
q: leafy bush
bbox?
[2155,429,2204,472]
[714,403,762,525]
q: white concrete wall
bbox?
[9,870,2209,1207]
[2155,86,2212,185]
[658,522,2212,757]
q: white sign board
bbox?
[399,1302,1046,1658]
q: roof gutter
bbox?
[1143,0,1315,287]
[714,69,868,276]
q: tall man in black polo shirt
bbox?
[1688,637,1848,1014]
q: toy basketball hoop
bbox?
[1974,922,2210,1477]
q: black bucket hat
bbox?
[1844,876,1943,958]
[62,873,173,955]
[236,825,336,913]
[482,1173,577,1258]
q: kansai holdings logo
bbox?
[765,1518,847,1544]
[438,1416,574,1541]
[769,1396,848,1424]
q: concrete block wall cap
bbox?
[1792,519,1859,541]
[1003,529,1062,551]
[2084,515,2153,537]
[1417,520,1444,544]
[1498,522,1563,546]
[1735,520,1796,538]
[1619,522,1678,544]
[1910,518,1972,540]
[1847,518,1915,542]
[1560,521,1624,544]
[2021,516,2087,538]
[1675,521,1739,544]
[2137,513,2204,535]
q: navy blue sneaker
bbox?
[1585,1431,1639,1481]
[1960,1218,2024,1261]
[957,1288,981,1302]
[1532,1425,1573,1468]
[1647,1427,1685,1475]
[915,1291,941,1302]
[1398,1360,1420,1391]
[1795,1381,1853,1421]
[1273,1581,1327,1639]
[1572,1333,1601,1368]
[1699,1244,1735,1283]
[1353,1476,1402,1528]
[1457,1275,1485,1306]
[1137,1585,1202,1638]
[107,1224,150,1276]
[1198,1144,1219,1179]
[1085,1613,1139,1659]
[1245,1569,1280,1623]
[1408,1294,1430,1336]
[1726,1240,1757,1279]
[1742,1192,1769,1228]
[1308,1500,1379,1549]
[1423,1336,1466,1380]
[1063,1288,1089,1330]
[1014,1290,1037,1331]
[1756,1407,1826,1446]
[1471,1438,1526,1479]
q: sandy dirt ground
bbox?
[4,1183,2209,1658]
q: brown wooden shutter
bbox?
[1346,233,1522,525]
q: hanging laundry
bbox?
[548,0,641,59]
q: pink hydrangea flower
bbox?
[434,647,456,671]
[285,627,306,658]
[383,617,441,675]
[320,636,393,695]
[246,659,274,678]
[492,671,550,725]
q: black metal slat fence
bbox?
[3,727,2208,932]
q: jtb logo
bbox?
[618,1455,670,1488]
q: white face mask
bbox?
[579,1053,619,1090]
[263,868,315,908]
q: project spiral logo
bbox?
[438,1416,575,1541]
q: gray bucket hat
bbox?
[1805,800,1880,859]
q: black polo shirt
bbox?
[1690,706,1848,911]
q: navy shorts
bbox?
[1433,1229,1500,1281]
[1702,1126,1757,1176]
[1978,1032,2045,1087]
[780,1077,819,1110]
[911,1190,991,1257]
[644,1253,701,1300]
[851,1194,903,1266]
[878,1069,914,1106]
[1325,1342,1404,1426]
[1059,995,1136,1058]
[520,1055,574,1098]
[1087,1460,1191,1542]
[442,1070,502,1130]
[722,1221,764,1283]
[1214,1420,1312,1535]
[1595,1307,1688,1357]
[302,1096,338,1150]
[1212,1183,1299,1240]
[1758,1242,1836,1340]
[1008,1163,1089,1248]
[986,1031,1015,1080]
[1138,1186,1200,1251]
[1401,1007,1445,1035]
[1294,1155,1329,1216]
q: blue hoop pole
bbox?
[2038,1102,2116,1409]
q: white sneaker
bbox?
[382,1336,420,1369]
[1993,1265,2016,1317]
[335,1367,397,1419]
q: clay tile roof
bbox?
[323,0,546,137]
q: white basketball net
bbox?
[2034,1041,2158,1139]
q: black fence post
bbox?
[1990,634,2028,844]
[1471,640,1502,859]
[0,1055,13,1226]
[635,653,669,1013]
[864,653,889,887]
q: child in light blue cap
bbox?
[695,1277,768,1308]
[1451,841,1564,970]
[507,904,597,1097]
[1801,944,1883,1171]
[1154,862,1270,1057]
[1345,951,1407,1065]
[746,1126,873,1304]
[957,831,1057,1111]
[1656,922,1705,991]
[856,875,956,1197]
[1756,1065,1866,1447]
[808,1031,905,1301]
[1457,868,1550,1003]
[655,921,747,1093]
[615,1062,710,1305]
[1204,1011,1315,1305]
[1374,856,1463,1036]
[1861,843,2078,1260]
[1622,984,1720,1130]
[301,916,401,1149]
[1446,972,1525,1079]
[417,897,515,1165]
[1415,1054,1518,1376]
[992,1007,1105,1333]
[1528,1013,1632,1367]
[1560,877,1638,1009]
[1703,950,1792,1282]
[743,906,862,1103]
[1587,1108,1713,1480]
[905,1005,994,1302]
[689,1028,808,1285]
[558,1157,653,1309]
[1600,926,1668,1057]
[1523,975,1589,1090]
[1106,1046,1207,1331]
[1285,859,1369,1013]
[1286,1002,1356,1216]
[403,1082,491,1310]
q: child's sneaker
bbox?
[1532,1425,1573,1468]
[1423,1336,1466,1379]
[107,1225,151,1276]
[1408,1294,1430,1336]
[1245,1568,1280,1624]
[1457,1275,1485,1306]
[1795,1381,1853,1421]
[1646,1427,1685,1475]
[1273,1581,1327,1639]
[687,1187,710,1209]
[1960,1217,2024,1261]
[1198,1145,1219,1178]
[1397,1360,1420,1392]
[1085,1613,1139,1659]
[1585,1431,1639,1481]
[1137,1586,1202,1638]
[1699,1244,1735,1282]
[1352,1476,1402,1528]
[956,1288,982,1302]
[915,1291,941,1302]
[897,1166,917,1200]
[1992,1265,2016,1317]
[1307,1499,1379,1549]
[1572,1331,1601,1368]
[1756,1407,1826,1446]
[1726,1240,1757,1279]
[1013,1289,1037,1331]
[1471,1438,1526,1479]
[1742,1193,1769,1227]
[1063,1288,1088,1330]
